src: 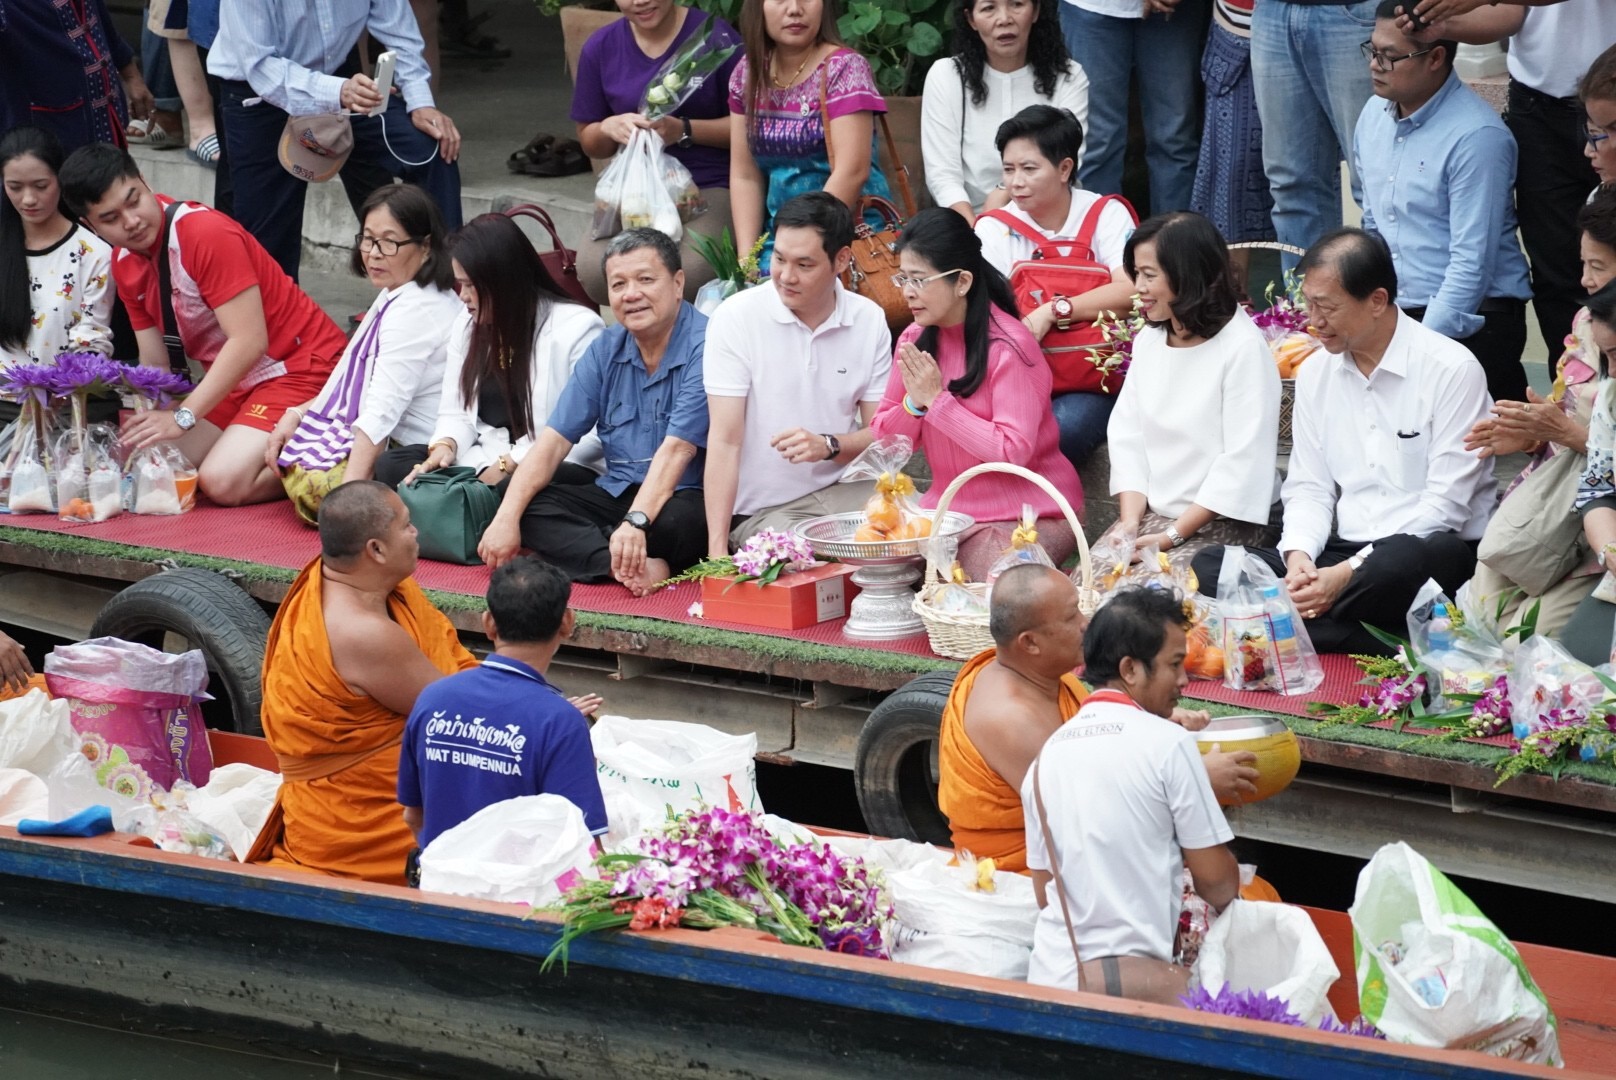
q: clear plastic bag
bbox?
[592,127,684,241]
[2,398,58,514]
[1090,522,1137,593]
[55,422,123,523]
[639,13,741,121]
[128,443,198,515]
[1216,546,1324,696]
[985,504,1055,585]
[1405,579,1508,710]
[1508,634,1606,740]
[843,435,929,542]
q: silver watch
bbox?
[1165,525,1185,548]
[173,406,197,431]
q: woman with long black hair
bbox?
[0,126,115,371]
[374,213,606,490]
[871,206,1082,578]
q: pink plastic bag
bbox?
[44,637,212,798]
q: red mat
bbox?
[0,502,939,657]
[1182,652,1366,718]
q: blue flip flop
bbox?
[187,132,221,170]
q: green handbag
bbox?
[396,466,503,565]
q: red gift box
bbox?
[699,563,860,630]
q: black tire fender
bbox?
[89,568,272,735]
[854,669,959,844]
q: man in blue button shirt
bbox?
[400,556,609,854]
[1352,1,1533,403]
[478,228,709,596]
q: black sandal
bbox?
[517,139,591,177]
[507,132,557,173]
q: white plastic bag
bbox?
[128,443,197,515]
[184,763,283,861]
[0,767,49,826]
[1217,546,1324,695]
[1192,899,1341,1025]
[591,715,759,850]
[886,855,1039,981]
[0,689,77,775]
[1349,842,1560,1065]
[418,794,597,907]
[591,127,683,241]
[43,751,142,830]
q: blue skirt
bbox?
[1190,23,1275,244]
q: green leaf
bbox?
[759,562,787,586]
[908,0,940,12]
[850,8,883,35]
[837,12,861,37]
[875,62,907,94]
[906,21,944,55]
[1362,623,1412,653]
[881,7,909,25]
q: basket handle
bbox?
[926,462,1095,613]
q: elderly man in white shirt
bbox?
[1192,228,1496,654]
[703,193,892,556]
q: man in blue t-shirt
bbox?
[399,556,608,851]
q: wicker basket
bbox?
[1278,377,1296,456]
[913,462,1095,661]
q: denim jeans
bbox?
[1051,390,1116,470]
[141,26,182,113]
[1250,0,1377,267]
[1058,0,1206,214]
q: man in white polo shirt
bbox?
[703,192,893,555]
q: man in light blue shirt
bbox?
[208,0,462,280]
[1352,1,1531,403]
[478,229,710,595]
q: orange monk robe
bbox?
[938,648,1087,873]
[250,558,475,885]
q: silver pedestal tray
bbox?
[794,510,975,639]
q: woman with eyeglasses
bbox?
[372,213,606,491]
[870,207,1082,579]
[265,184,460,491]
[1585,44,1616,198]
[1099,211,1279,570]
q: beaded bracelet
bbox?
[902,394,928,417]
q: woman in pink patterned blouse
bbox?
[871,207,1083,579]
[728,0,894,264]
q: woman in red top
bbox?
[871,207,1083,579]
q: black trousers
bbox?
[1507,80,1590,358]
[1404,301,1528,405]
[373,441,599,492]
[517,479,706,583]
[1192,533,1478,656]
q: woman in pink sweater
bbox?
[872,207,1083,578]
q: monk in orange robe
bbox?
[938,565,1257,873]
[249,481,476,885]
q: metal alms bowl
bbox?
[794,510,976,566]
[1193,714,1301,805]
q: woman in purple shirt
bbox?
[571,0,741,305]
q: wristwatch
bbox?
[678,117,694,149]
[1165,524,1185,549]
[1347,543,1375,573]
[173,406,196,431]
[820,433,841,460]
[624,510,651,532]
[1052,296,1075,332]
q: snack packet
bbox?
[1406,579,1508,709]
[844,436,930,543]
[56,422,123,523]
[985,504,1055,585]
[1216,546,1324,696]
[1090,523,1137,592]
[129,443,198,515]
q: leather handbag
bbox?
[1476,449,1589,596]
[504,203,594,307]
[396,466,503,565]
[820,74,919,334]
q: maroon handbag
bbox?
[503,203,594,307]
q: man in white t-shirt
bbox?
[1022,585,1238,1003]
[703,192,893,555]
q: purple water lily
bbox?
[120,365,194,408]
[1181,984,1308,1027]
[49,352,124,397]
[0,362,58,405]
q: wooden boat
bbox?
[0,732,1611,1080]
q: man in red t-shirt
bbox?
[60,143,346,506]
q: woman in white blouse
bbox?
[373,213,605,490]
[921,0,1087,225]
[0,126,114,371]
[267,185,460,485]
[1103,211,1280,568]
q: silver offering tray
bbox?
[794,510,974,639]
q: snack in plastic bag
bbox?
[3,398,57,514]
[129,443,198,515]
[1216,546,1324,695]
[1186,606,1225,681]
[844,435,930,542]
[924,532,988,613]
[1270,331,1321,378]
[1405,579,1508,709]
[55,422,123,523]
[1508,633,1606,741]
[593,127,683,241]
[984,504,1055,585]
[1090,523,1137,592]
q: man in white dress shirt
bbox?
[1192,228,1496,654]
[702,193,892,556]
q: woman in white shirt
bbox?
[268,185,460,487]
[0,126,114,371]
[921,0,1087,225]
[1103,211,1280,569]
[374,213,606,490]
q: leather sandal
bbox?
[507,132,557,173]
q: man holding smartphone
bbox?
[207,1,463,281]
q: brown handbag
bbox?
[503,202,595,308]
[819,71,918,334]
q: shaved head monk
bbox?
[249,481,476,884]
[938,565,1258,872]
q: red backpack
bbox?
[980,194,1138,395]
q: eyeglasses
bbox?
[1587,125,1612,150]
[354,234,421,256]
[890,267,965,292]
[1359,41,1435,72]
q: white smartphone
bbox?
[369,51,396,118]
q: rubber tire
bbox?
[89,568,272,736]
[854,669,958,844]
